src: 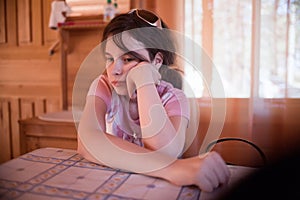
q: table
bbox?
[0,148,256,200]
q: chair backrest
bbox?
[182,98,201,158]
[206,137,267,167]
[182,98,267,168]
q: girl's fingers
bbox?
[203,155,222,188]
[198,175,214,192]
[211,152,231,183]
[198,151,231,191]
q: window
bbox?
[184,0,300,98]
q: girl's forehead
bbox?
[105,38,124,57]
[105,34,149,60]
[120,32,146,52]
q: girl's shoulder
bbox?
[157,80,190,120]
[87,75,112,109]
[88,75,112,95]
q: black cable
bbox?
[205,137,267,166]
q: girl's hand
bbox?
[195,152,231,192]
[168,151,231,192]
[126,62,161,98]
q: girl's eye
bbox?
[123,56,136,63]
[105,57,114,63]
[124,58,133,62]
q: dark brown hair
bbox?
[101,9,183,89]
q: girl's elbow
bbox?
[144,138,185,158]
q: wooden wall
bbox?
[0,0,61,163]
[0,0,162,163]
[0,0,58,46]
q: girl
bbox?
[77,9,230,192]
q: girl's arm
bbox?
[137,84,188,157]
[77,95,174,168]
[126,63,188,157]
[78,95,230,192]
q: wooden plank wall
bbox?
[0,0,56,46]
[0,0,154,164]
[0,97,60,163]
[0,0,61,163]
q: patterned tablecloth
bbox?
[0,148,201,200]
[0,148,256,200]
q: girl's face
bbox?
[105,36,150,96]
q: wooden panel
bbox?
[19,98,34,120]
[45,98,61,113]
[0,59,60,86]
[0,96,61,163]
[0,85,60,99]
[26,137,77,152]
[0,0,57,47]
[22,119,77,139]
[155,0,183,31]
[43,0,57,45]
[17,0,31,45]
[31,0,43,45]
[0,45,60,59]
[34,98,46,116]
[0,0,6,44]
[10,98,20,158]
[6,0,17,45]
[19,117,77,154]
[22,98,47,117]
[0,99,12,163]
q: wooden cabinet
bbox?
[19,117,77,154]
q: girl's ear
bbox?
[152,52,163,70]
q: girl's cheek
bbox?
[124,62,139,72]
[105,61,113,69]
[106,66,114,79]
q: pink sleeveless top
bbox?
[87,75,190,146]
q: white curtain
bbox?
[184,0,300,99]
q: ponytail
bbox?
[159,65,183,89]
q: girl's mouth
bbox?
[111,80,125,87]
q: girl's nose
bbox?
[112,59,122,75]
